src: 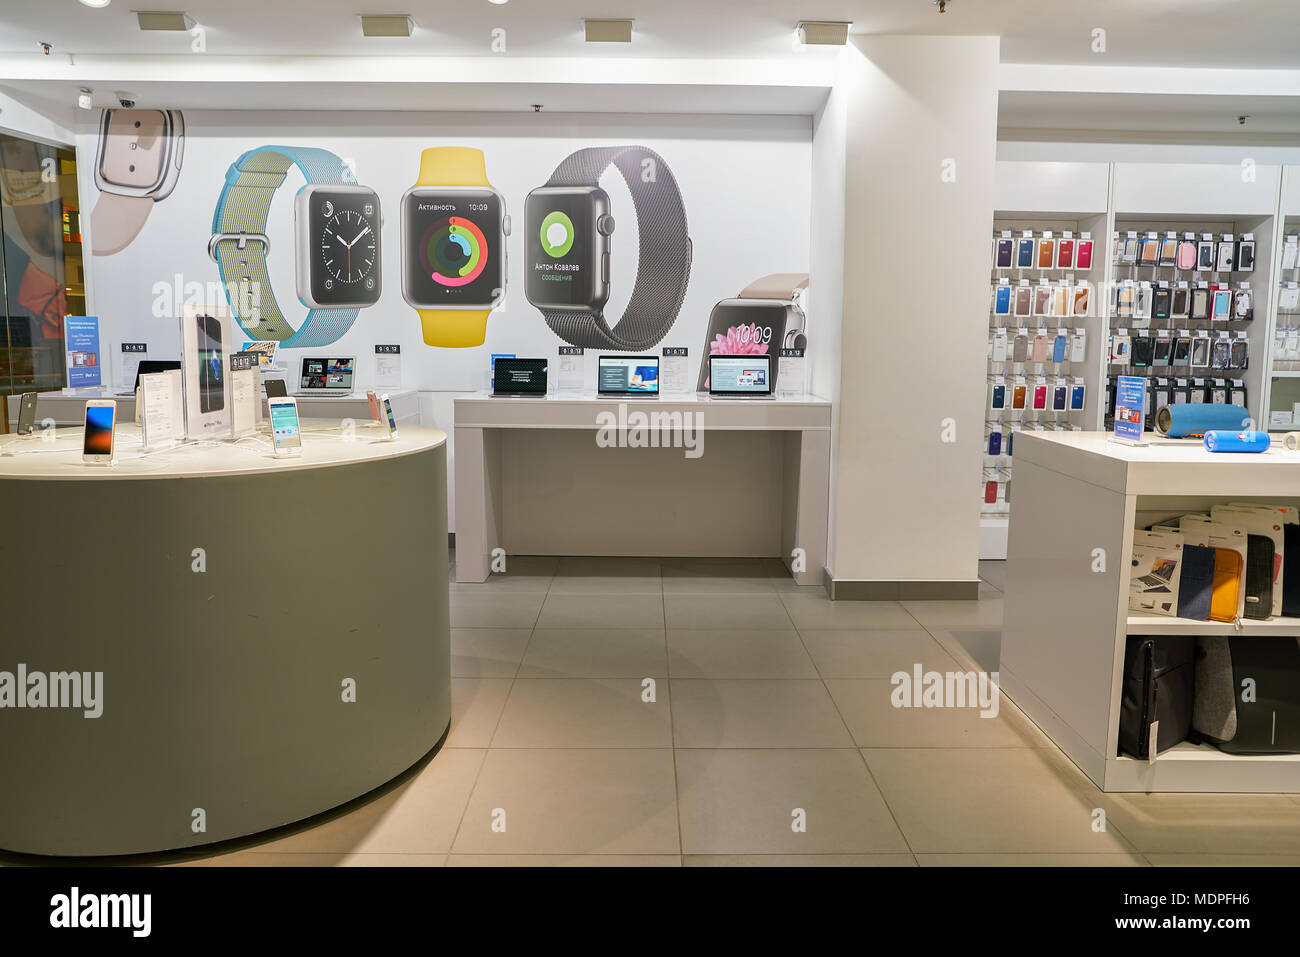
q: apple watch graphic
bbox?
[90,109,185,257]
[209,146,381,348]
[696,274,808,391]
[401,147,510,348]
[525,146,692,351]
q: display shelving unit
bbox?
[983,162,1111,558]
[1000,430,1300,793]
[1264,167,1300,431]
[981,160,1290,559]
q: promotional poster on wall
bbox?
[76,111,812,393]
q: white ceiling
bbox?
[1,0,1295,68]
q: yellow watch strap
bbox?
[418,309,491,348]
[417,147,490,187]
[415,147,494,347]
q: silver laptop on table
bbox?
[296,356,356,398]
[708,354,774,399]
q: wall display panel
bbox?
[77,110,813,395]
[1104,214,1271,434]
[1266,214,1300,430]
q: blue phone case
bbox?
[991,385,1005,409]
[1052,335,1067,362]
[988,432,1001,456]
[994,286,1011,314]
[1070,385,1086,410]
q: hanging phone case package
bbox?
[1179,517,1249,621]
[1211,505,1285,618]
[1128,528,1184,617]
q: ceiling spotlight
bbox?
[583,19,633,43]
[934,0,952,11]
[796,21,851,45]
[77,88,94,110]
[360,14,414,37]
[488,0,509,4]
[79,0,112,7]
[136,10,195,30]
[1238,115,1250,126]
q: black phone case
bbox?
[1244,535,1275,621]
[1178,545,1216,621]
[1131,336,1153,367]
[1153,287,1172,319]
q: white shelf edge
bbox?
[1127,612,1300,636]
[1115,742,1300,765]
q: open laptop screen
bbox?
[493,358,548,396]
[708,354,772,396]
[300,357,355,392]
[598,355,660,395]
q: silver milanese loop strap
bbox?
[540,145,692,351]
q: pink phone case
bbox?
[1075,240,1093,270]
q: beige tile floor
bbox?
[177,555,1300,867]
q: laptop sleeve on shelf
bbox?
[1284,525,1300,619]
[1209,548,1243,623]
[1177,544,1216,621]
[1192,636,1300,754]
[1118,635,1197,760]
[1243,534,1275,621]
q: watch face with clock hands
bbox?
[297,185,382,309]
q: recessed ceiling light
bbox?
[136,10,195,30]
[488,0,508,5]
[79,0,112,8]
[796,21,851,45]
[360,14,414,37]
[584,19,633,43]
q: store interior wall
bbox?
[66,110,813,529]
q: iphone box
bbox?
[180,302,234,441]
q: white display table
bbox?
[453,392,832,586]
[5,389,421,430]
[1000,430,1300,793]
[0,422,450,856]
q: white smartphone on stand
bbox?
[268,395,303,457]
[380,393,399,440]
[82,399,117,465]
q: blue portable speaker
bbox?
[1154,403,1250,438]
[1203,430,1270,453]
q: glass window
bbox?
[0,133,81,401]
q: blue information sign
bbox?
[1114,375,1146,443]
[64,316,102,389]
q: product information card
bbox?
[1114,375,1146,444]
[661,347,689,395]
[116,342,148,395]
[140,368,184,450]
[557,346,585,393]
[64,316,102,390]
[374,344,402,390]
[230,352,258,439]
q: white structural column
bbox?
[815,35,1000,599]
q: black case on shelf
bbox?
[1191,636,1300,755]
[1119,635,1197,760]
[1243,535,1275,621]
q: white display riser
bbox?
[1000,430,1300,793]
[979,516,1008,560]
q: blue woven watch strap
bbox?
[211,146,360,346]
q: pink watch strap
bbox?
[90,192,154,256]
[738,273,809,300]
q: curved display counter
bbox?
[0,422,450,856]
